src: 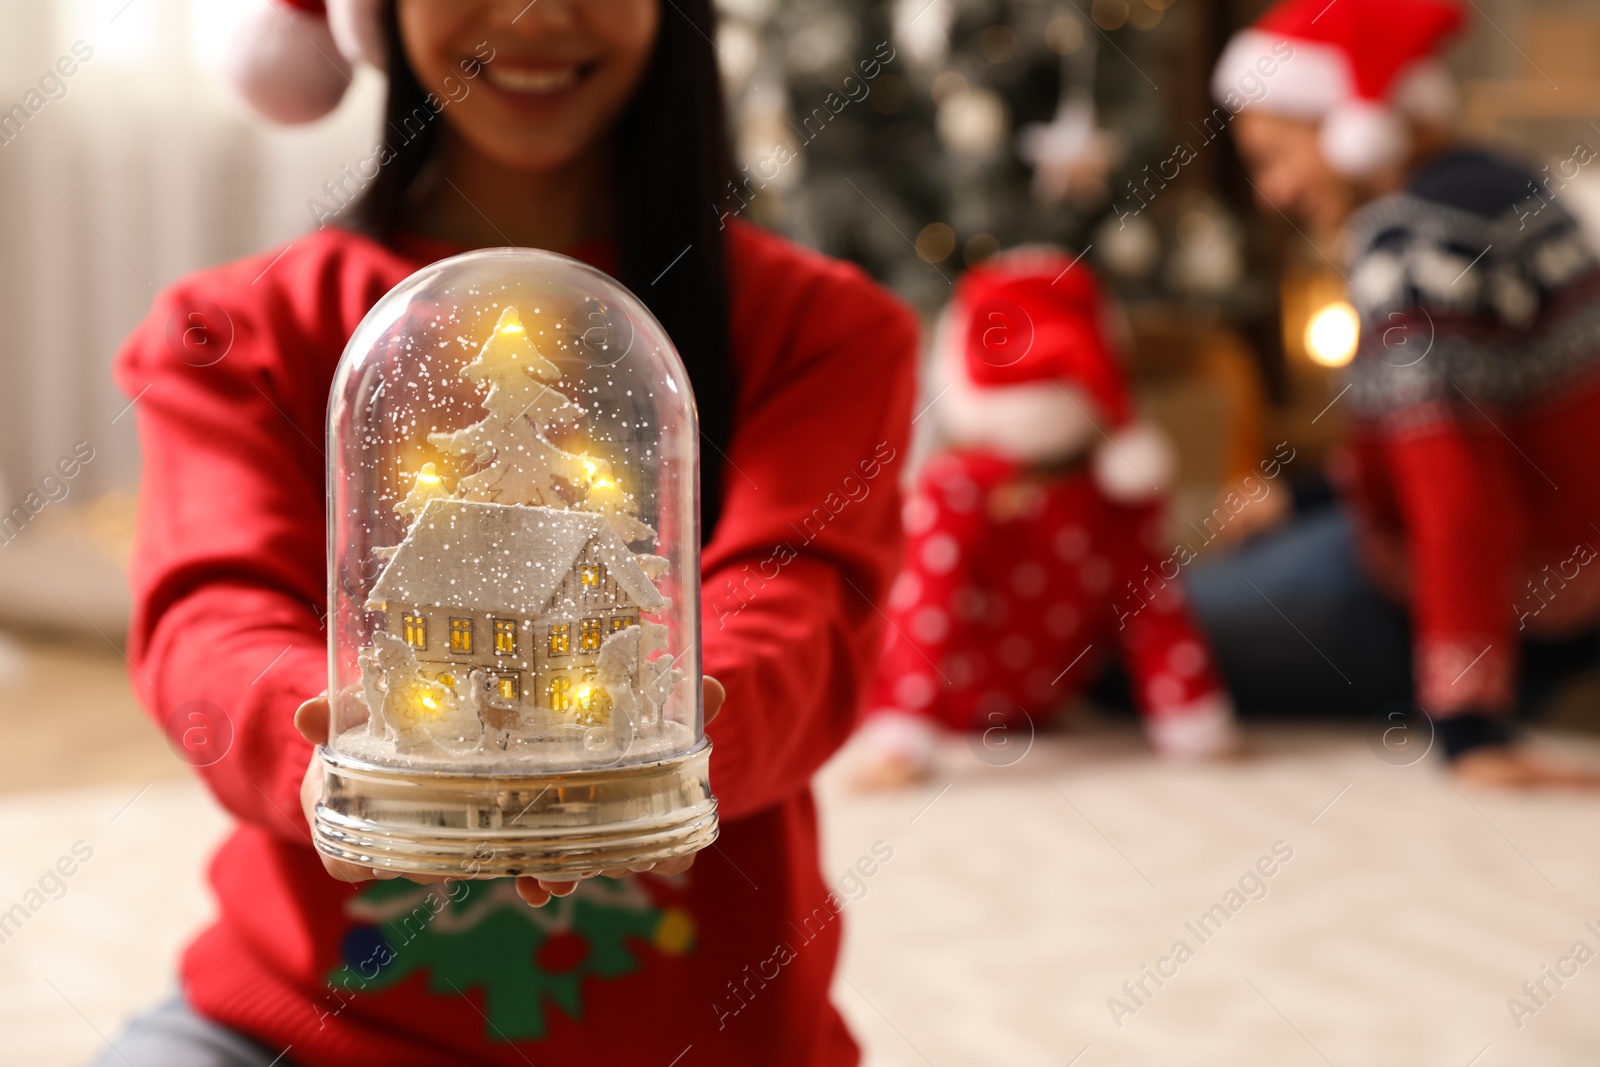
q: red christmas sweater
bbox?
[1339,148,1600,715]
[114,220,917,1066]
[867,448,1230,739]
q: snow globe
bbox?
[315,248,715,879]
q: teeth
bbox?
[486,65,579,94]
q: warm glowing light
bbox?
[409,684,448,721]
[415,468,441,486]
[500,321,525,335]
[1305,302,1359,368]
[580,456,619,491]
[573,683,606,713]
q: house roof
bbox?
[365,500,667,618]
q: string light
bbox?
[581,456,618,491]
[1305,302,1359,368]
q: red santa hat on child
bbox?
[935,247,1173,503]
[224,0,386,123]
[1211,0,1463,176]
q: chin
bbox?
[479,138,589,174]
[452,112,592,174]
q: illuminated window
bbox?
[493,619,517,655]
[580,563,603,589]
[548,675,571,711]
[449,617,473,653]
[437,672,456,689]
[548,623,570,655]
[402,612,426,649]
[610,616,634,633]
[580,618,603,652]
[496,674,519,701]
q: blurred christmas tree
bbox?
[714,0,1244,313]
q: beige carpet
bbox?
[4,721,1598,1067]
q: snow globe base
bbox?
[311,741,717,879]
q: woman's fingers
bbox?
[510,853,698,907]
[651,853,697,878]
[513,876,579,907]
[515,878,554,907]
[703,676,726,726]
[294,693,331,745]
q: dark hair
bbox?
[352,1,734,539]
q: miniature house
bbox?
[364,499,666,727]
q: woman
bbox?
[104,0,917,1063]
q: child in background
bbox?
[102,0,916,1063]
[855,249,1241,786]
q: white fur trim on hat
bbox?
[1144,692,1241,761]
[1210,30,1349,119]
[328,0,387,70]
[1391,60,1457,125]
[1213,30,1450,177]
[225,2,352,124]
[931,305,1101,464]
[1091,421,1173,503]
[1320,98,1410,176]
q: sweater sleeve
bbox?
[701,271,918,819]
[1108,502,1229,718]
[116,275,333,845]
[1379,419,1523,715]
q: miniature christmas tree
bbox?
[428,307,589,509]
[426,306,657,545]
[396,462,449,522]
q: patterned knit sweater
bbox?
[1340,146,1600,715]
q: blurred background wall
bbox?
[1,0,1599,638]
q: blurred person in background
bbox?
[1193,0,1600,787]
[102,0,916,1063]
[854,249,1241,787]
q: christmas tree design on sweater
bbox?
[329,875,695,1042]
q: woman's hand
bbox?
[294,676,727,906]
[1451,744,1600,790]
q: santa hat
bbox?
[935,248,1173,503]
[1211,0,1463,176]
[224,0,386,124]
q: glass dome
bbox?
[314,248,715,879]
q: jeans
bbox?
[1183,508,1599,719]
[86,995,294,1067]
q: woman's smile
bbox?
[481,58,597,98]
